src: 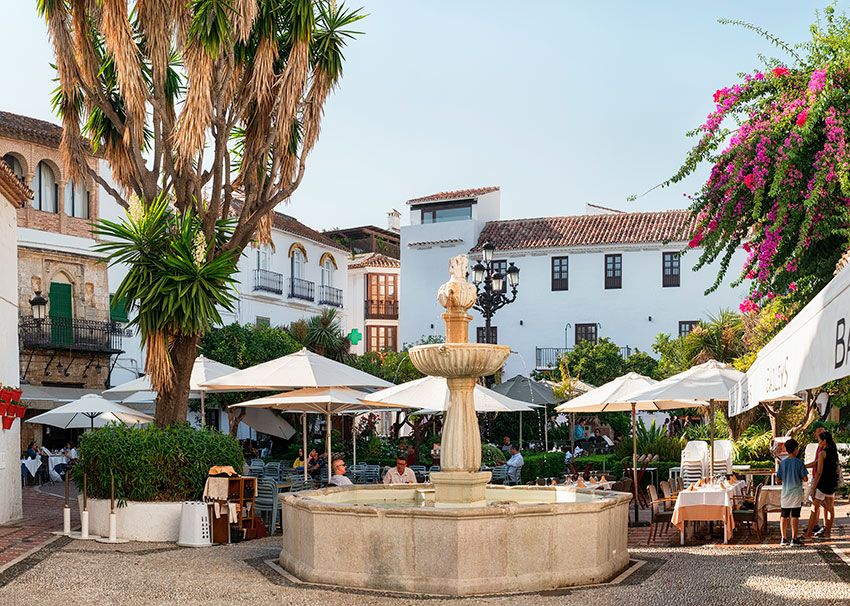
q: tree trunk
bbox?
[785,392,819,437]
[154,334,200,427]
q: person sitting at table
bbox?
[328,458,353,486]
[506,445,524,485]
[25,441,38,459]
[62,442,78,461]
[383,455,417,484]
[500,436,512,456]
[292,448,305,470]
[306,449,325,480]
[406,444,417,466]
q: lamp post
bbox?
[471,241,519,344]
[29,291,48,324]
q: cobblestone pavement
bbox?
[1,488,848,605]
[0,486,78,571]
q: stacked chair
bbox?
[680,440,708,488]
[711,440,734,477]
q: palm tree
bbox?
[682,310,746,364]
[293,308,350,361]
[37,1,363,425]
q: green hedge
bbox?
[73,423,243,503]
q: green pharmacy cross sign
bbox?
[347,328,363,345]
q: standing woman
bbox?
[805,431,839,540]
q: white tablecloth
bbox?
[21,458,41,478]
[48,455,69,481]
[672,486,736,543]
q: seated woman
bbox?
[292,448,305,470]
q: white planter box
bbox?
[79,496,183,542]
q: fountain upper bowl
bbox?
[409,343,511,378]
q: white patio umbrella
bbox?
[202,348,392,391]
[104,356,240,426]
[359,376,541,413]
[231,387,411,481]
[622,360,745,478]
[27,394,154,429]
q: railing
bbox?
[318,285,343,307]
[364,299,399,319]
[288,277,315,302]
[253,269,284,295]
[19,316,124,354]
[535,345,632,370]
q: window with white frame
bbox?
[32,161,58,213]
[291,248,305,279]
[321,257,335,287]
[64,180,89,218]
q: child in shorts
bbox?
[776,438,808,546]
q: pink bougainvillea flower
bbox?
[808,68,827,93]
[775,313,787,321]
[739,299,759,314]
[772,66,789,77]
[743,173,757,191]
[788,282,797,291]
[796,110,808,127]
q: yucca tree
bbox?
[37,0,363,425]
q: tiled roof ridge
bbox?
[349,252,401,269]
[407,186,499,204]
[0,159,33,206]
[0,110,64,148]
[490,208,689,226]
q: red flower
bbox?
[772,66,789,77]
[713,89,724,103]
[796,109,808,127]
[743,173,757,191]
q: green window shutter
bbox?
[110,294,129,323]
[49,282,73,346]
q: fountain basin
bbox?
[409,343,511,378]
[278,484,631,596]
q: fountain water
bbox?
[277,257,631,596]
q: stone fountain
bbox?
[278,257,631,596]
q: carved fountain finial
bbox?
[437,255,478,344]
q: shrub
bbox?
[520,452,622,483]
[614,419,682,461]
[481,443,504,467]
[73,423,243,503]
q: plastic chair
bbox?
[263,461,281,480]
[254,479,281,534]
[490,465,507,484]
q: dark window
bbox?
[491,259,507,293]
[367,326,398,352]
[256,316,271,328]
[551,256,569,291]
[604,254,622,289]
[679,321,699,337]
[420,202,473,223]
[476,326,498,344]
[575,323,598,345]
[663,252,681,287]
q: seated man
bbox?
[328,458,353,486]
[306,449,325,480]
[506,445,524,485]
[383,455,417,485]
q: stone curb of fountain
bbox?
[246,556,666,600]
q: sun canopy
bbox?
[203,348,391,391]
[555,373,662,413]
[239,408,296,440]
[491,375,560,405]
[104,355,240,399]
[729,263,850,417]
[359,376,540,413]
[230,387,406,414]
[623,361,744,408]
[27,393,155,429]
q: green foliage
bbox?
[520,453,623,483]
[481,443,504,467]
[73,423,243,503]
[298,308,351,361]
[624,350,659,378]
[653,310,745,378]
[563,338,624,386]
[614,419,683,461]
[347,350,424,385]
[733,423,773,462]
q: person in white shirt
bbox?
[328,458,353,486]
[383,456,417,485]
[506,445,524,485]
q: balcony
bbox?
[365,299,399,320]
[535,345,632,370]
[253,269,284,295]
[288,277,315,302]
[19,316,124,354]
[318,285,343,308]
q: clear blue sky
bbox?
[0,1,827,230]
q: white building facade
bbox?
[400,187,749,379]
[346,253,400,355]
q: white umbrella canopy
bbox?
[104,355,240,398]
[27,394,155,429]
[555,373,661,413]
[624,360,744,407]
[359,376,541,413]
[202,348,391,391]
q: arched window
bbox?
[2,154,23,180]
[64,180,89,218]
[32,161,58,213]
[256,244,271,270]
[291,248,304,279]
[321,257,335,287]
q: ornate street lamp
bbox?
[471,241,520,344]
[29,291,48,324]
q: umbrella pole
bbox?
[544,405,549,452]
[570,413,575,459]
[325,412,332,483]
[519,412,523,449]
[632,403,639,526]
[352,415,357,467]
[200,391,205,428]
[709,399,715,480]
[302,413,308,483]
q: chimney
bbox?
[387,208,401,232]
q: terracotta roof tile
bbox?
[0,159,32,207]
[348,252,400,270]
[471,209,693,252]
[407,186,499,204]
[0,111,63,148]
[271,212,347,252]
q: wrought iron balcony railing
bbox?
[364,299,399,319]
[535,346,632,370]
[288,277,315,302]
[318,285,343,307]
[253,269,284,295]
[19,316,124,354]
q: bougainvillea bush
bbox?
[667,8,850,310]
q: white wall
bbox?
[0,193,22,524]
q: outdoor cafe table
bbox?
[20,458,40,478]
[756,485,782,533]
[47,455,68,482]
[671,485,736,545]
